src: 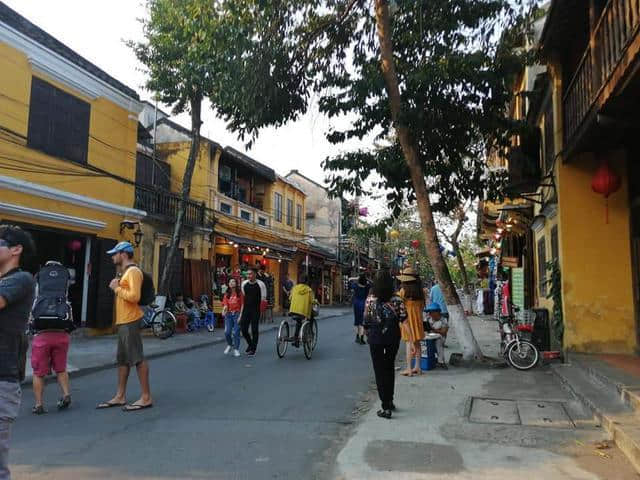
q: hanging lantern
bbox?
[411,239,420,249]
[591,161,621,224]
[389,230,400,240]
[67,239,82,263]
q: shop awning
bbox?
[214,231,297,257]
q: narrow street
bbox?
[10,313,371,480]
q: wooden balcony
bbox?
[135,185,207,228]
[563,0,640,150]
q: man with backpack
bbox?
[30,261,74,415]
[97,242,153,412]
[0,225,36,480]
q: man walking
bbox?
[0,225,35,480]
[240,268,266,356]
[97,242,152,412]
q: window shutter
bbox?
[537,238,547,297]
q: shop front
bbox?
[212,231,296,314]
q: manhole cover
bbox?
[469,398,519,425]
[517,400,574,428]
[468,397,574,428]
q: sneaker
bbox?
[233,349,241,357]
[247,350,256,356]
[437,363,448,370]
[224,345,232,355]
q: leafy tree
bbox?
[129,0,233,295]
[211,0,531,360]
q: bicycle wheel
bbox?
[507,339,539,370]
[310,318,318,351]
[301,321,313,360]
[152,309,176,339]
[276,320,289,358]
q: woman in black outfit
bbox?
[363,270,407,419]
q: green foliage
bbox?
[546,259,563,344]
[129,0,242,114]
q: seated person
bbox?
[173,294,188,314]
[184,299,201,326]
[424,303,449,369]
[288,275,315,345]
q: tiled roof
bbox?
[156,117,221,149]
[0,1,139,100]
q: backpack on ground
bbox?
[124,265,155,306]
[31,261,75,332]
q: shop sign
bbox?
[502,256,520,268]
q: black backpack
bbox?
[123,265,155,306]
[31,262,75,332]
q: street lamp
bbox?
[119,220,144,248]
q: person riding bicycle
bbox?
[288,275,315,346]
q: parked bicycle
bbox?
[499,307,539,370]
[142,295,177,339]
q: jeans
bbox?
[224,312,241,350]
[369,341,400,410]
[0,381,21,480]
[241,308,260,352]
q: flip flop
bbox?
[400,370,414,377]
[122,403,153,412]
[96,401,126,409]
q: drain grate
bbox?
[469,397,575,428]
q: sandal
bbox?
[400,370,414,377]
[122,403,153,412]
[32,405,47,415]
[57,395,72,410]
[96,400,126,409]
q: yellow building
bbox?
[480,1,640,355]
[539,0,640,354]
[136,105,219,301]
[211,147,307,314]
[0,4,144,329]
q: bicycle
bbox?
[499,307,539,370]
[276,302,319,360]
[186,295,216,333]
[142,296,177,339]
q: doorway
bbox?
[8,223,90,326]
[629,159,640,350]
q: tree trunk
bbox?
[158,95,202,296]
[452,239,471,295]
[374,0,482,360]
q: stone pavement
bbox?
[23,306,351,385]
[335,316,639,480]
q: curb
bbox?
[21,311,349,387]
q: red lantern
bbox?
[591,161,621,224]
[67,240,82,252]
[411,239,420,249]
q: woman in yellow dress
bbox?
[396,267,425,376]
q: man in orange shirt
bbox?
[96,242,153,412]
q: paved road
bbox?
[10,313,372,480]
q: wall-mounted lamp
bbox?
[119,220,144,247]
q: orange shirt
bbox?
[114,266,143,325]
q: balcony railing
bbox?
[213,192,273,228]
[135,186,206,227]
[563,0,640,145]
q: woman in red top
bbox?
[222,279,243,357]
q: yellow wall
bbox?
[0,42,138,240]
[556,150,636,353]
[266,179,306,237]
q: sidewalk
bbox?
[23,306,351,385]
[335,316,639,480]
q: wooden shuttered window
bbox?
[28,77,90,165]
[136,153,170,190]
[537,237,547,297]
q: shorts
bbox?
[117,320,144,367]
[31,332,70,377]
[353,300,365,326]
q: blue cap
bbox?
[106,241,134,255]
[425,302,441,313]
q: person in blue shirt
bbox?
[429,281,449,320]
[349,273,371,345]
